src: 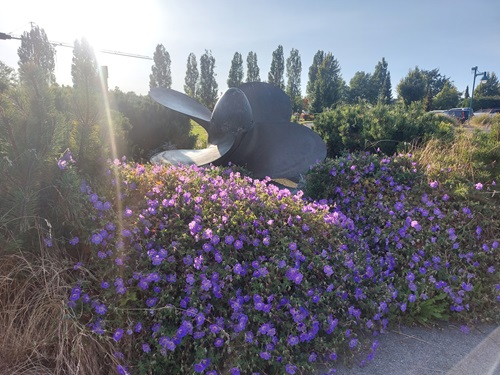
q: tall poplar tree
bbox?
[149,44,172,89]
[198,50,218,109]
[17,24,56,84]
[184,53,199,98]
[268,45,285,90]
[227,52,244,88]
[246,51,260,83]
[285,48,302,112]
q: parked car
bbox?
[442,108,472,123]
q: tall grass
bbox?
[0,240,116,375]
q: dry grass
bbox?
[414,130,478,181]
[0,243,117,375]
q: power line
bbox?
[0,31,152,60]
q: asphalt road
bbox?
[314,322,500,375]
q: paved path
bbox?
[314,322,500,375]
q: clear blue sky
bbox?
[1,0,499,98]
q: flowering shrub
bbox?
[67,154,499,374]
[304,152,499,324]
[68,162,383,374]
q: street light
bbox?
[469,66,488,114]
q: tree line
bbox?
[150,43,500,114]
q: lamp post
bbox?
[469,66,488,114]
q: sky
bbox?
[1,0,499,99]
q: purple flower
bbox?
[230,368,241,375]
[309,352,317,362]
[287,335,299,346]
[475,182,483,190]
[286,364,297,374]
[142,343,151,353]
[260,351,271,360]
[94,303,107,315]
[91,233,103,245]
[324,265,334,277]
[286,268,303,285]
[194,358,210,373]
[186,274,196,285]
[214,338,224,347]
[194,255,203,270]
[225,235,235,245]
[349,338,358,349]
[69,287,81,301]
[101,281,110,289]
[234,240,243,250]
[113,328,124,342]
[69,236,79,246]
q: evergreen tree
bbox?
[227,52,244,88]
[464,86,470,99]
[474,72,500,97]
[0,61,16,92]
[17,25,56,85]
[397,67,426,106]
[149,44,172,89]
[307,50,325,97]
[372,58,392,104]
[268,45,285,90]
[198,50,218,109]
[184,53,199,98]
[71,38,103,170]
[285,48,302,112]
[309,52,344,113]
[246,51,260,83]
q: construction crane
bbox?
[0,31,152,60]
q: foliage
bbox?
[306,50,324,99]
[372,58,392,104]
[432,81,460,110]
[17,25,56,85]
[64,153,499,374]
[347,72,373,104]
[474,72,500,97]
[184,53,199,98]
[150,44,172,89]
[268,45,285,90]
[227,52,244,88]
[110,89,195,160]
[303,151,499,323]
[189,120,208,150]
[246,51,260,83]
[285,48,302,113]
[313,101,456,158]
[413,124,500,202]
[461,96,500,110]
[0,57,67,251]
[347,58,392,105]
[198,50,218,110]
[308,51,345,113]
[397,67,426,106]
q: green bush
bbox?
[313,102,455,158]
